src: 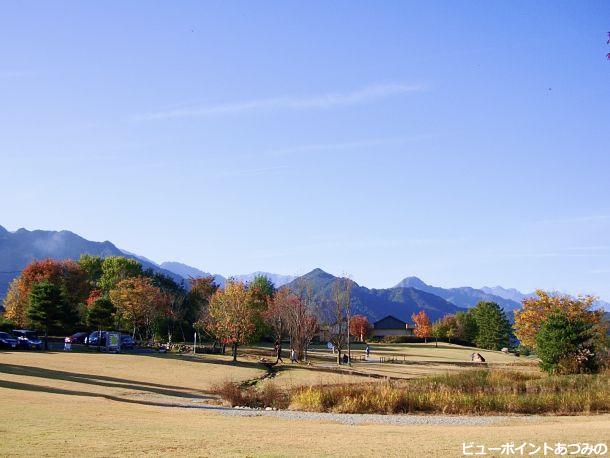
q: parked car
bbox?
[67,332,89,344]
[12,330,43,350]
[86,331,107,346]
[0,332,18,349]
[120,334,135,349]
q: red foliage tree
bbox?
[412,310,432,343]
[350,315,372,342]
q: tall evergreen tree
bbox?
[27,281,67,350]
[471,301,511,350]
[536,311,598,374]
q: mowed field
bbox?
[1,347,608,457]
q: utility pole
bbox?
[344,276,352,365]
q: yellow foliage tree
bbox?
[3,278,29,327]
[110,276,168,339]
[205,280,256,362]
[514,290,604,349]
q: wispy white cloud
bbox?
[132,83,425,121]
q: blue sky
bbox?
[1,1,609,299]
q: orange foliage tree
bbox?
[514,290,604,349]
[350,315,372,342]
[205,280,256,361]
[3,259,90,327]
[412,310,431,343]
[109,276,169,339]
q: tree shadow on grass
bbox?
[0,362,214,400]
[142,352,270,371]
[0,378,231,409]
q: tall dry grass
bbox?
[212,380,290,409]
[289,369,610,415]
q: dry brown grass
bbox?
[1,349,608,457]
[1,386,608,457]
[290,369,610,415]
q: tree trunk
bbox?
[44,326,48,351]
[232,343,238,362]
[180,323,186,343]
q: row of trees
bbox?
[413,301,512,351]
[3,258,606,372]
[422,292,607,374]
[2,256,215,345]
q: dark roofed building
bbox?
[372,315,415,337]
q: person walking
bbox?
[290,348,297,363]
[275,342,283,363]
[365,345,371,360]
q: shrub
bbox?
[212,380,289,409]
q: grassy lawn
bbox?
[305,341,535,364]
[1,346,605,457]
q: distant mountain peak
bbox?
[303,268,336,280]
[395,276,428,289]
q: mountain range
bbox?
[0,225,184,301]
[1,224,607,320]
[284,268,465,322]
[158,262,296,289]
[395,277,523,311]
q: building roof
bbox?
[373,315,407,330]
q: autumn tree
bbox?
[110,276,168,340]
[412,310,431,343]
[205,280,256,361]
[350,315,372,342]
[514,290,604,350]
[286,287,319,361]
[148,271,188,343]
[27,281,67,350]
[264,287,292,344]
[3,259,90,330]
[247,275,275,340]
[3,277,29,327]
[432,314,459,342]
[329,277,352,364]
[471,301,511,350]
[190,276,219,342]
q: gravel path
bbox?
[132,393,535,427]
[219,408,519,426]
